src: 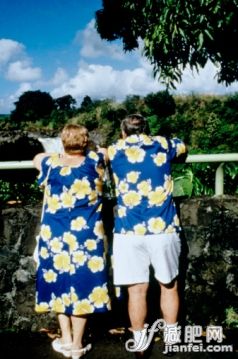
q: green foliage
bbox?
[122,95,147,115]
[173,168,194,197]
[79,95,94,112]
[145,91,176,118]
[147,115,160,135]
[0,180,42,204]
[1,89,238,202]
[96,0,238,87]
[10,90,55,124]
[224,307,238,329]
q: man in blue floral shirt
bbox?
[107,114,187,355]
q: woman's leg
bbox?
[71,315,87,350]
[58,313,73,344]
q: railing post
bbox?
[215,163,224,196]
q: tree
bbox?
[80,95,94,112]
[11,90,55,123]
[123,95,147,114]
[95,0,238,87]
[54,94,76,112]
[144,91,176,118]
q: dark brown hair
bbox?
[121,114,148,136]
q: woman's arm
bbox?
[97,147,109,163]
[33,153,50,171]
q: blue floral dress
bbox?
[35,151,111,316]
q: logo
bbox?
[125,319,233,354]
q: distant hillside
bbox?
[0,114,9,120]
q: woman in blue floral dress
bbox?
[33,124,110,359]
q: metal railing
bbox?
[0,153,237,195]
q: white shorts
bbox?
[113,232,181,285]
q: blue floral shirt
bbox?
[108,134,187,235]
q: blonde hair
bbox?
[61,124,89,154]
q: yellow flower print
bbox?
[148,217,166,233]
[96,203,102,212]
[63,232,78,251]
[50,297,65,313]
[108,146,116,160]
[116,139,125,149]
[47,195,61,213]
[148,187,166,206]
[70,264,76,275]
[40,225,52,241]
[61,192,76,208]
[122,191,142,208]
[71,216,87,231]
[133,223,147,235]
[173,214,180,226]
[164,175,173,194]
[141,134,153,145]
[35,302,49,313]
[125,146,145,163]
[126,135,140,143]
[53,251,71,272]
[88,256,104,273]
[71,178,91,199]
[88,190,97,204]
[43,269,57,283]
[176,142,186,156]
[88,151,99,161]
[50,238,63,253]
[165,225,175,234]
[127,171,140,183]
[93,221,104,237]
[113,173,119,185]
[85,239,97,251]
[155,136,169,149]
[62,293,71,307]
[118,181,129,193]
[73,299,94,315]
[40,247,49,259]
[71,288,78,303]
[72,250,87,266]
[117,206,126,217]
[94,178,103,193]
[48,154,61,168]
[89,286,109,308]
[153,153,167,166]
[137,180,152,196]
[60,167,72,176]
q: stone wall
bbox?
[0,196,237,332]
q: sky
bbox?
[1,0,238,114]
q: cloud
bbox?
[76,20,124,60]
[175,61,238,95]
[51,60,163,103]
[6,60,42,82]
[0,82,32,113]
[50,67,69,86]
[0,39,25,66]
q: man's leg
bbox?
[159,279,179,324]
[128,283,149,330]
